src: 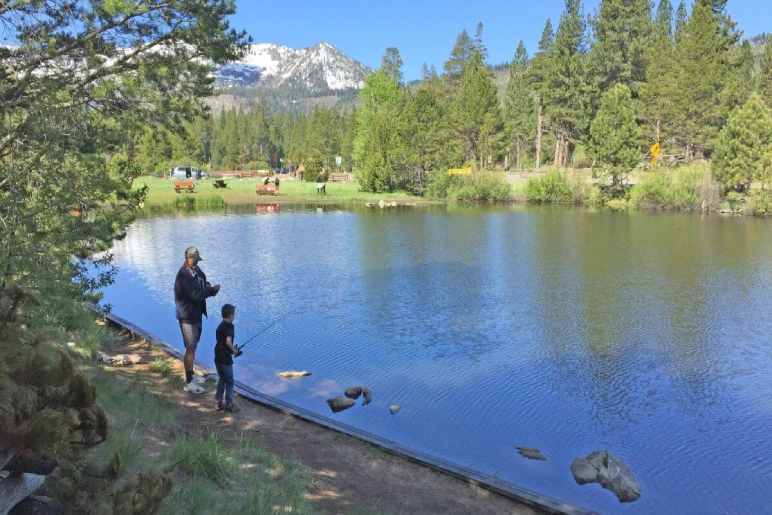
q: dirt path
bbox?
[104,335,542,515]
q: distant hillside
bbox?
[210,42,368,113]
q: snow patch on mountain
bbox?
[214,42,368,93]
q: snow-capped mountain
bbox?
[215,42,369,94]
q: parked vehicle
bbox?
[169,166,207,179]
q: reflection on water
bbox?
[102,205,772,514]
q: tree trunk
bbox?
[535,102,543,171]
[655,119,661,145]
[554,136,561,168]
[516,140,522,171]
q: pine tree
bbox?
[671,0,744,158]
[759,41,772,108]
[655,0,673,38]
[674,0,688,39]
[505,41,535,170]
[474,21,488,58]
[541,0,592,167]
[353,71,406,191]
[381,47,404,84]
[589,84,642,193]
[451,50,503,168]
[444,30,475,80]
[539,19,555,52]
[713,94,772,191]
[641,10,678,147]
[590,0,654,98]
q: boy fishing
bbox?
[215,303,241,412]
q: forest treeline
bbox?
[134,0,772,201]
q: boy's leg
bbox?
[222,365,237,411]
[215,364,225,408]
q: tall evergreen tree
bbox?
[671,0,744,158]
[641,8,678,146]
[381,47,404,84]
[505,41,535,169]
[674,0,688,39]
[713,94,772,192]
[541,0,592,167]
[759,42,772,108]
[589,84,642,193]
[452,50,503,168]
[444,30,475,80]
[655,0,674,38]
[590,0,654,98]
[353,71,406,191]
[539,19,556,51]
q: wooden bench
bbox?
[174,179,196,193]
[256,183,279,196]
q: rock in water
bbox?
[326,397,355,413]
[277,371,311,379]
[516,447,547,461]
[388,404,400,415]
[344,386,363,399]
[570,450,641,503]
[361,388,373,406]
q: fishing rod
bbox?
[236,311,293,352]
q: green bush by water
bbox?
[525,171,574,204]
[629,165,709,211]
[446,172,512,203]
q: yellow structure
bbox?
[650,143,661,166]
[448,164,473,176]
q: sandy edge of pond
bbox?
[98,322,548,515]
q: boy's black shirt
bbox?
[215,320,235,365]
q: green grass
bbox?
[173,432,235,485]
[149,357,174,378]
[135,176,427,208]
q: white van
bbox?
[170,166,207,179]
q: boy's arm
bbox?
[225,336,241,356]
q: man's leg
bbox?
[179,321,202,385]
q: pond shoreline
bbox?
[98,307,592,515]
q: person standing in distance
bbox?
[174,246,220,394]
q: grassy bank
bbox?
[135,176,429,208]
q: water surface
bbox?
[101,205,772,514]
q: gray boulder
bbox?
[326,397,355,413]
[570,450,641,503]
[516,447,547,461]
[344,387,363,400]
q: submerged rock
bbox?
[326,397,355,413]
[277,370,311,379]
[570,450,641,503]
[388,404,400,415]
[344,386,363,399]
[516,447,547,461]
[361,388,373,406]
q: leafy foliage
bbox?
[712,94,772,192]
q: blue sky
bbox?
[231,0,770,80]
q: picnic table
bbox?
[174,179,196,193]
[256,183,279,196]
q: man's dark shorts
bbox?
[179,321,202,351]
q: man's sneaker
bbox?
[183,382,205,395]
[224,403,240,413]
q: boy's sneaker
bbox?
[215,400,224,411]
[183,382,205,395]
[224,403,240,413]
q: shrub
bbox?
[525,170,574,204]
[747,189,772,216]
[426,170,460,199]
[446,172,512,203]
[302,158,325,183]
[629,165,707,211]
[172,432,234,485]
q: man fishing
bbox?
[174,246,220,394]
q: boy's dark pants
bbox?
[215,363,234,406]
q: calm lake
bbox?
[100,204,772,514]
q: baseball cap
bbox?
[185,246,203,261]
